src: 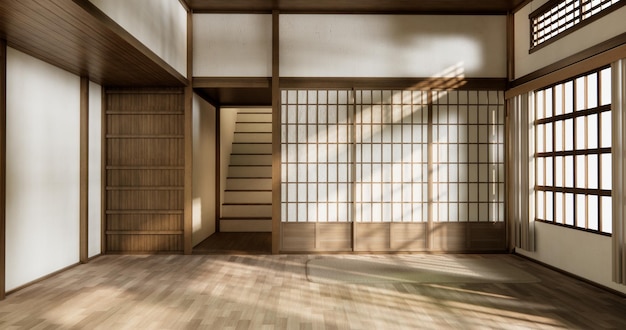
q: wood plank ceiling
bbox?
[0,0,186,87]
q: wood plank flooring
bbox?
[0,254,625,329]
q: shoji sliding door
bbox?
[280,88,506,252]
[281,90,354,251]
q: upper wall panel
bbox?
[193,14,272,77]
[514,0,626,79]
[90,0,188,77]
[280,15,507,78]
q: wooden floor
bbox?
[1,254,625,329]
[193,232,271,254]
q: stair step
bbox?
[222,204,272,218]
[220,219,272,232]
[230,154,272,165]
[232,143,272,154]
[228,166,272,178]
[237,113,272,123]
[236,108,272,114]
[224,191,272,203]
[235,122,272,133]
[234,132,271,143]
[226,178,272,190]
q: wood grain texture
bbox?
[271,11,281,254]
[80,77,89,263]
[0,39,6,301]
[0,1,185,87]
[104,89,186,253]
[1,253,625,329]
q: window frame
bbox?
[533,66,612,236]
[529,0,626,53]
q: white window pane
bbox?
[587,114,598,149]
[588,196,599,230]
[601,153,612,190]
[555,192,564,224]
[565,119,574,150]
[601,111,611,148]
[565,193,575,226]
[588,154,598,189]
[575,117,585,149]
[565,156,574,188]
[545,123,553,152]
[587,73,598,108]
[600,67,611,106]
[602,196,612,234]
[576,155,586,188]
[555,121,563,151]
[555,157,563,187]
[546,192,554,221]
[576,77,587,110]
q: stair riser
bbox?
[237,113,272,123]
[225,191,272,204]
[220,219,272,232]
[230,154,272,166]
[223,205,272,218]
[235,123,272,133]
[231,143,272,154]
[228,166,272,178]
[234,133,272,143]
[226,178,272,190]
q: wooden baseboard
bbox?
[514,251,626,298]
[5,262,81,296]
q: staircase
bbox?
[220,109,272,232]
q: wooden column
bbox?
[183,9,193,254]
[271,11,281,254]
[80,77,89,263]
[215,106,221,233]
[0,39,7,300]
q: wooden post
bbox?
[0,39,7,300]
[271,11,281,254]
[80,76,89,263]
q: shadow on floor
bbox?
[193,232,272,255]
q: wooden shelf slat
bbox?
[106,186,184,191]
[106,231,183,235]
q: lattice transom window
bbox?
[530,0,624,50]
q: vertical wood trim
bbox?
[507,12,515,82]
[426,90,434,251]
[79,77,89,263]
[100,87,107,254]
[183,11,193,254]
[271,10,281,254]
[215,106,221,233]
[0,39,7,300]
[350,88,357,251]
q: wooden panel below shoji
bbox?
[281,223,352,252]
[430,222,507,252]
[104,89,185,253]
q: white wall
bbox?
[6,48,81,291]
[88,82,102,258]
[281,15,507,78]
[193,14,272,77]
[90,0,188,76]
[192,94,217,246]
[515,0,626,79]
[517,222,626,294]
